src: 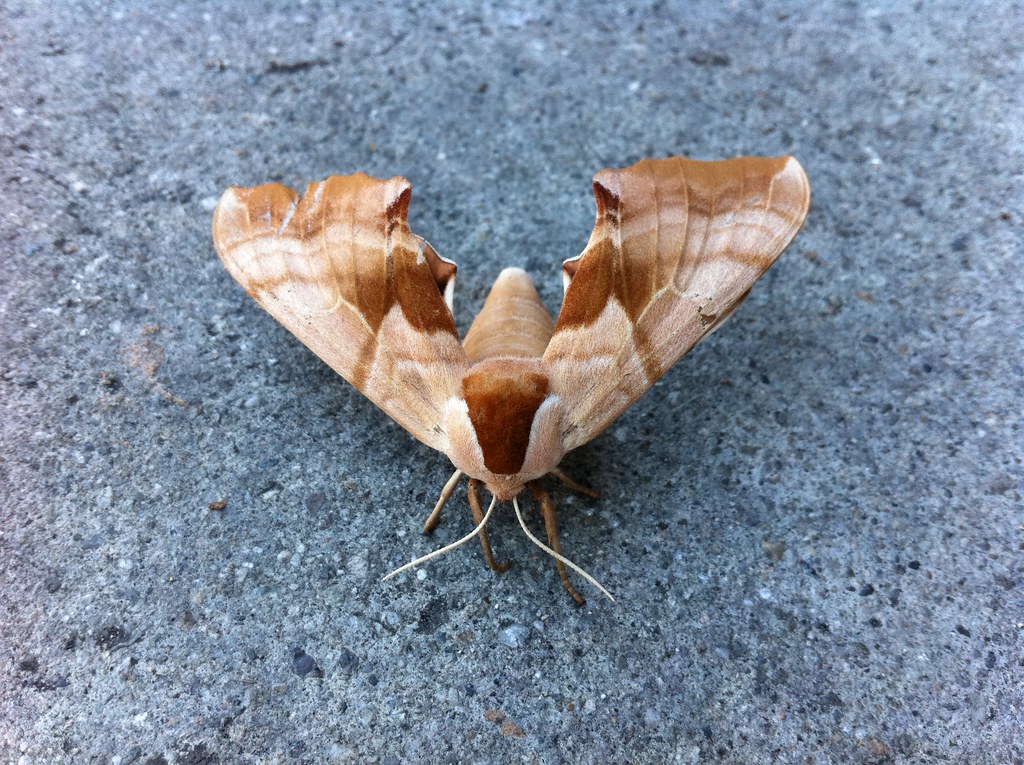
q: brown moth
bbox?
[212,156,811,603]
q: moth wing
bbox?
[212,174,467,452]
[543,156,810,450]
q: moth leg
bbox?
[528,480,586,605]
[424,468,464,534]
[549,467,599,499]
[468,479,512,573]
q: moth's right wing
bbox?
[543,156,811,451]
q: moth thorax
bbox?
[440,359,567,498]
[462,362,549,476]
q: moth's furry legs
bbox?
[549,468,599,499]
[528,481,585,604]
[467,478,513,573]
[514,490,615,604]
[383,494,498,582]
[423,468,464,533]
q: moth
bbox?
[212,155,810,603]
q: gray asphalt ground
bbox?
[2,2,1022,763]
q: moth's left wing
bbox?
[213,174,467,452]
[543,156,810,451]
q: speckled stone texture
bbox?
[1,2,1021,763]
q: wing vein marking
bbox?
[673,157,690,301]
[276,197,299,238]
[765,165,778,218]
[732,161,749,291]
[326,182,341,320]
[703,169,723,301]
[648,160,662,302]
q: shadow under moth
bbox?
[212,155,811,603]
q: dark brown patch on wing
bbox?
[555,156,800,336]
[462,369,549,475]
[556,172,657,331]
[555,179,620,328]
[219,174,458,338]
[392,240,459,335]
[349,335,378,391]
[556,233,616,328]
[632,320,663,384]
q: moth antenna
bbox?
[511,496,615,603]
[383,494,498,582]
[423,468,464,533]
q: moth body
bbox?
[443,268,566,500]
[212,155,811,602]
[442,365,566,501]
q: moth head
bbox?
[441,360,567,500]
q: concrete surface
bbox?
[2,2,1022,763]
